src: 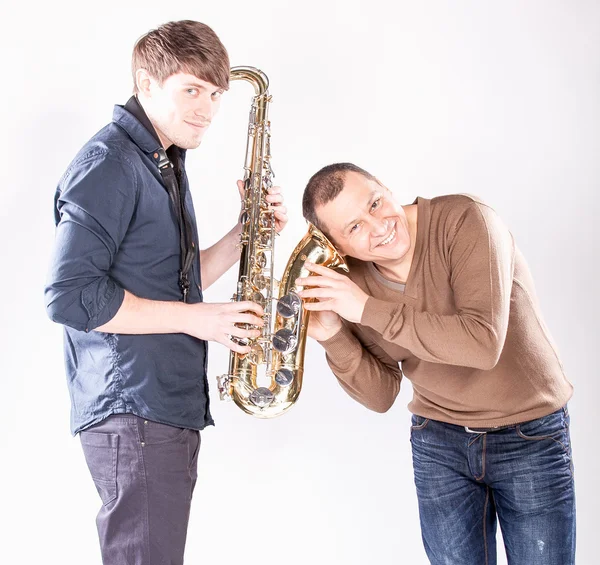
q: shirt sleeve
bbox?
[318,322,403,413]
[44,151,137,331]
[360,202,515,370]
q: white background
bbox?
[1,1,598,563]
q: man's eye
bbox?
[212,90,223,100]
[371,198,381,211]
[187,88,199,96]
[350,223,360,233]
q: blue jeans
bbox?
[410,406,575,565]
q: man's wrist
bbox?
[327,325,343,341]
[319,320,343,342]
[230,222,243,245]
[170,300,195,334]
[357,294,368,323]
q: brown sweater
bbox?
[320,195,573,427]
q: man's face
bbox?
[315,171,412,266]
[142,72,224,149]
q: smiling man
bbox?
[44,20,287,565]
[297,162,575,565]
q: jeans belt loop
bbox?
[464,425,510,434]
[465,426,486,434]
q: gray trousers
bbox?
[79,414,201,565]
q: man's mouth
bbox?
[186,121,210,129]
[377,227,396,247]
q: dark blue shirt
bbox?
[45,103,213,435]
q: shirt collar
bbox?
[112,96,187,164]
[112,96,161,153]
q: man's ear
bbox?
[323,229,345,257]
[135,68,153,98]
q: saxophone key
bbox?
[252,291,266,308]
[253,273,267,290]
[249,387,274,408]
[272,328,298,354]
[254,251,267,269]
[275,368,294,387]
[276,293,301,318]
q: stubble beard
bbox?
[153,116,202,150]
[169,127,202,150]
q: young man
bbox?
[45,20,287,565]
[297,163,575,565]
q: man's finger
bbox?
[225,339,252,354]
[295,275,337,288]
[229,326,261,339]
[218,333,251,352]
[232,313,265,326]
[298,288,335,299]
[303,261,344,278]
[265,193,283,204]
[302,300,332,312]
[237,179,245,199]
[232,301,264,316]
[233,313,264,327]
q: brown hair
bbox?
[302,163,378,234]
[131,20,230,93]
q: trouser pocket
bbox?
[80,431,119,505]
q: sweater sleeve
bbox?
[318,322,403,413]
[361,202,514,370]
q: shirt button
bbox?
[141,441,146,447]
[144,420,148,425]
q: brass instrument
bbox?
[217,67,347,418]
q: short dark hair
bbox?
[302,163,377,234]
[131,20,230,93]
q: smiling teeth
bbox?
[379,229,396,246]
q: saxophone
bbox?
[217,66,347,418]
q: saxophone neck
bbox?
[230,66,269,96]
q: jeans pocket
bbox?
[410,414,430,430]
[516,407,567,440]
[189,431,201,472]
[142,420,188,446]
[515,407,573,475]
[80,432,118,506]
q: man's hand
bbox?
[237,180,288,233]
[181,300,264,354]
[296,262,369,324]
[93,291,264,352]
[305,308,343,342]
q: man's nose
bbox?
[371,217,388,236]
[195,96,216,120]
